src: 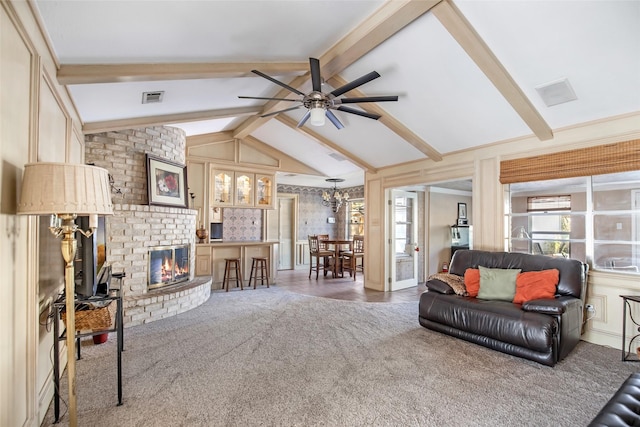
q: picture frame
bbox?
[457,202,467,219]
[146,154,188,208]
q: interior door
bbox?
[390,190,418,290]
[278,197,294,270]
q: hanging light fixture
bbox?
[322,178,349,213]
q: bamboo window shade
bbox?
[500,139,640,184]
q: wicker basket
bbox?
[61,300,116,331]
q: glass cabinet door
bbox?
[255,175,273,207]
[235,173,253,206]
[212,170,233,206]
[348,199,365,239]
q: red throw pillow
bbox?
[464,268,480,297]
[513,269,560,304]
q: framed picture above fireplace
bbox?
[146,154,188,208]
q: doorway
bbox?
[388,190,418,290]
[266,193,297,270]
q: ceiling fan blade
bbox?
[309,58,322,92]
[238,96,300,102]
[325,110,344,130]
[337,106,381,120]
[337,96,398,104]
[260,105,302,118]
[252,69,305,96]
[297,111,311,127]
[329,71,380,98]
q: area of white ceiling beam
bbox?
[275,115,376,172]
[432,0,553,141]
[327,74,442,161]
[82,106,261,134]
[233,0,441,140]
[58,62,309,85]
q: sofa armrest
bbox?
[522,296,580,315]
[425,279,455,295]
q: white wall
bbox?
[427,189,472,276]
[1,1,84,425]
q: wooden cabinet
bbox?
[235,173,253,206]
[255,174,273,207]
[209,167,274,209]
[195,245,212,276]
[211,170,234,206]
[348,199,365,239]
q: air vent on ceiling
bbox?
[142,91,165,104]
[328,153,347,161]
[535,78,577,107]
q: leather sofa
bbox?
[419,250,588,366]
[588,372,640,426]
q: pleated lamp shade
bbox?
[17,163,113,216]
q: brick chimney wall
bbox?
[85,126,209,327]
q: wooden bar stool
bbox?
[222,258,243,292]
[249,257,270,289]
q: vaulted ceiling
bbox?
[34,0,640,187]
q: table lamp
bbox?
[17,162,113,427]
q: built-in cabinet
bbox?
[348,199,365,239]
[210,166,274,209]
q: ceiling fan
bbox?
[238,57,399,129]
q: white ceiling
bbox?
[34,1,640,189]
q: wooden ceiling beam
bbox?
[275,115,376,173]
[233,0,441,140]
[82,106,260,134]
[319,0,441,78]
[327,75,443,162]
[57,62,308,85]
[433,0,553,141]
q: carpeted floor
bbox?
[44,286,635,426]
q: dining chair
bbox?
[308,235,334,279]
[342,235,364,281]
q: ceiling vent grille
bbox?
[328,153,347,161]
[535,78,577,107]
[142,91,164,104]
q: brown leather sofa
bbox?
[588,372,640,426]
[419,250,588,366]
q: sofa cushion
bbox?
[477,266,520,301]
[464,268,480,297]
[425,279,455,295]
[419,292,557,353]
[513,269,559,304]
[449,250,586,299]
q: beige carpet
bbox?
[44,286,634,426]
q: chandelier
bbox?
[322,178,350,213]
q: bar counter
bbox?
[195,240,278,288]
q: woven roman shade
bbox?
[500,139,640,184]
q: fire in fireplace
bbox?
[149,245,190,290]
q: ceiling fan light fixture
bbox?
[309,106,325,126]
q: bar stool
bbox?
[222,258,243,292]
[249,257,270,289]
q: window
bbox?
[528,196,571,257]
[394,196,413,255]
[506,171,640,273]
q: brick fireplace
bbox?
[85,126,211,327]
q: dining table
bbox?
[322,239,353,277]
